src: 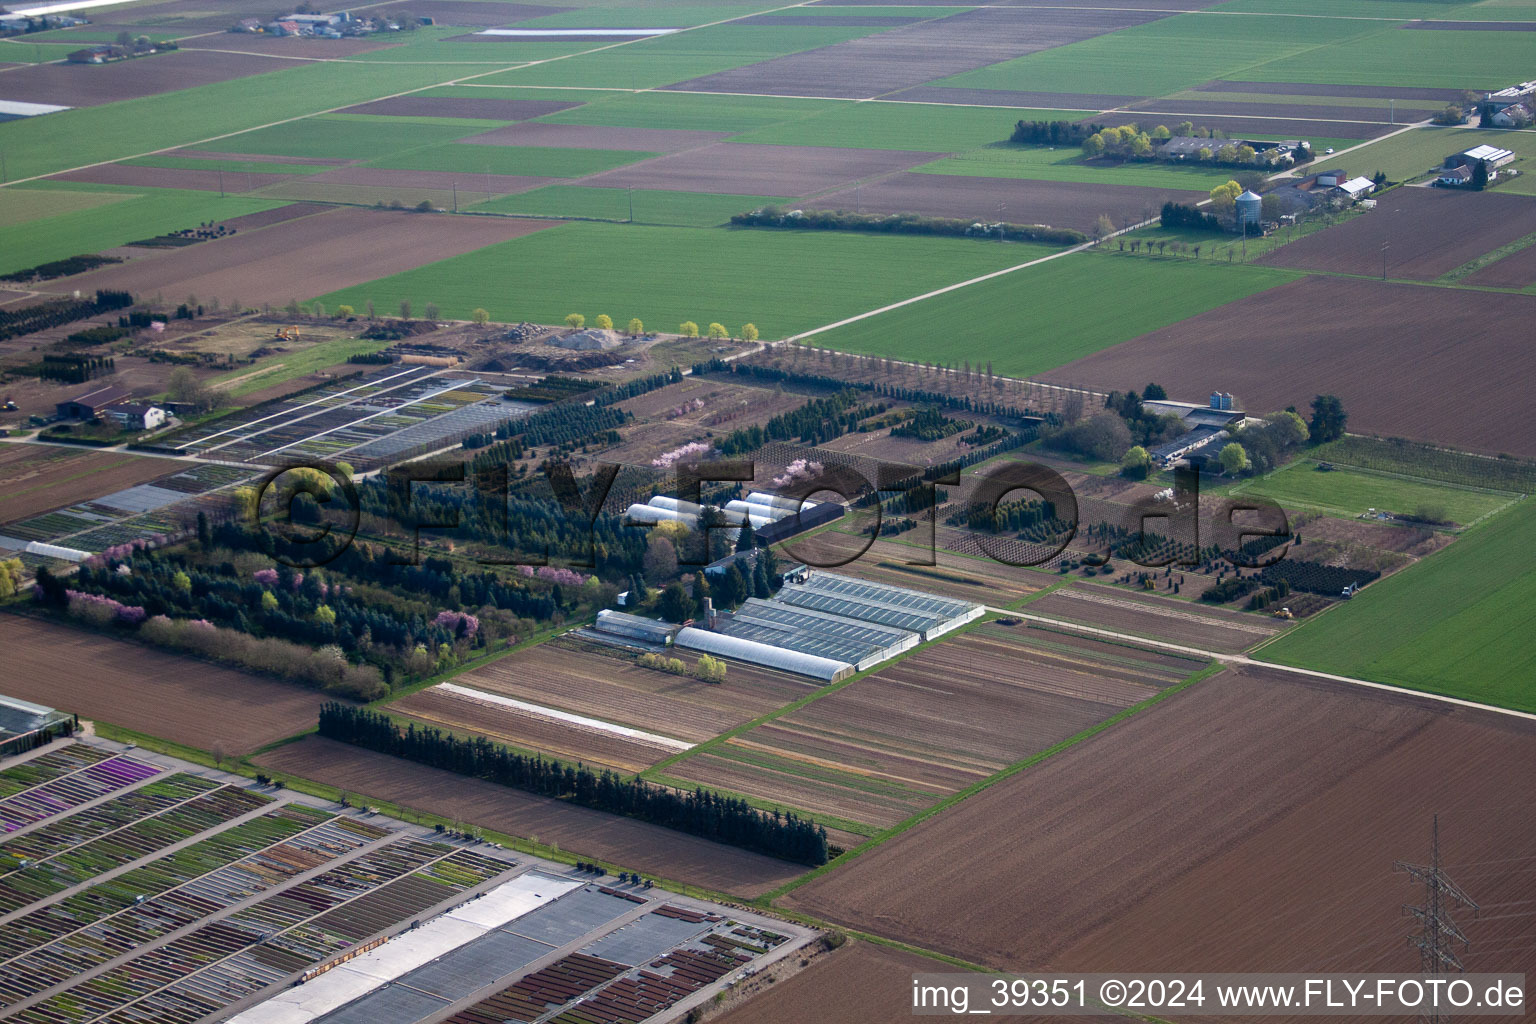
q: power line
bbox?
[1396,814,1480,1024]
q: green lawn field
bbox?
[211,116,482,161]
[122,155,334,177]
[365,142,651,177]
[210,336,390,396]
[811,252,1298,378]
[729,102,1092,152]
[0,186,135,228]
[1245,27,1536,89]
[312,222,1039,339]
[1258,497,1536,711]
[469,186,783,225]
[0,187,285,277]
[1339,126,1536,193]
[930,14,1390,99]
[916,143,1246,190]
[1213,0,1536,18]
[475,22,897,89]
[513,4,791,28]
[540,90,835,133]
[1232,460,1521,527]
[0,60,464,181]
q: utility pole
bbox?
[628,185,634,224]
[218,167,224,198]
[2,149,8,183]
[452,181,457,213]
[997,202,1006,242]
[1382,241,1390,281]
[1396,815,1479,1024]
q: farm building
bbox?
[592,609,680,646]
[1336,176,1376,200]
[1143,396,1245,430]
[778,571,985,641]
[716,598,919,672]
[0,695,75,759]
[56,384,132,420]
[1150,425,1230,469]
[101,403,166,431]
[674,627,853,682]
[1438,165,1473,186]
[1449,145,1516,173]
[1491,103,1532,128]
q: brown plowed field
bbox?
[448,638,812,745]
[668,623,1199,828]
[460,122,728,152]
[44,207,560,308]
[0,615,332,753]
[211,202,334,230]
[1465,241,1536,289]
[781,528,1044,605]
[809,172,1204,232]
[86,0,294,30]
[255,735,807,896]
[0,50,302,107]
[49,164,297,193]
[1196,81,1474,102]
[336,96,583,121]
[170,150,349,166]
[718,941,954,1024]
[1038,275,1536,457]
[581,143,933,197]
[664,7,1165,100]
[1259,188,1536,281]
[0,448,172,526]
[389,685,679,773]
[1026,583,1285,653]
[785,666,1536,980]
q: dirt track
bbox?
[0,615,332,753]
[1038,274,1536,457]
[255,735,808,897]
[45,207,560,307]
[784,666,1536,979]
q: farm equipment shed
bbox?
[674,627,854,683]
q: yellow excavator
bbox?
[274,327,301,343]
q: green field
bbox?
[0,60,464,181]
[1339,125,1536,193]
[1214,0,1536,18]
[121,155,333,176]
[541,90,834,132]
[811,252,1298,378]
[209,336,390,397]
[0,187,284,277]
[930,14,1390,98]
[211,116,481,161]
[916,143,1245,190]
[1259,497,1536,711]
[1245,27,1536,89]
[729,102,1091,152]
[366,141,651,177]
[469,185,783,225]
[1232,459,1520,527]
[0,186,135,228]
[313,222,1038,339]
[476,22,896,89]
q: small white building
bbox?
[1337,176,1375,200]
[102,403,166,430]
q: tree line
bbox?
[0,290,133,342]
[317,703,830,865]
